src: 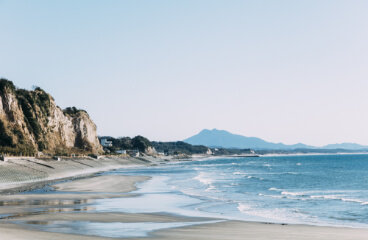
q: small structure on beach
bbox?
[128,150,139,157]
[164,150,174,156]
[0,155,7,162]
[89,154,102,159]
[116,150,126,154]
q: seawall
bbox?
[0,156,149,193]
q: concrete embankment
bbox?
[0,156,148,192]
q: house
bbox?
[164,150,174,156]
[101,138,113,147]
[128,150,139,157]
[116,150,126,154]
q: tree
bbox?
[131,136,152,152]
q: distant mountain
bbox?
[184,129,368,150]
[184,129,313,150]
[322,143,368,150]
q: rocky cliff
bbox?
[0,79,102,155]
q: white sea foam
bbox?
[285,172,299,175]
[310,195,345,200]
[237,203,310,223]
[281,191,309,197]
[205,185,217,191]
[180,189,205,198]
[192,172,213,185]
[237,203,252,212]
[258,193,285,199]
[268,188,283,192]
[309,195,365,204]
[247,176,264,180]
[341,198,364,203]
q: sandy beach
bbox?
[0,165,368,240]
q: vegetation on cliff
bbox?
[0,78,16,93]
[63,106,87,116]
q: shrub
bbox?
[131,136,152,152]
[0,119,14,147]
[0,78,16,94]
[63,107,87,116]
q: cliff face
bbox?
[0,79,102,155]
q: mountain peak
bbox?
[184,129,311,150]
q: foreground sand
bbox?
[1,172,368,239]
[141,221,368,240]
[2,213,368,240]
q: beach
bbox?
[1,156,368,239]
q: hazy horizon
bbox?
[1,0,368,146]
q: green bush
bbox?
[152,141,208,154]
[132,136,152,152]
[17,94,42,140]
[0,78,16,94]
[63,106,87,116]
[0,119,14,147]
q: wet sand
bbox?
[2,218,368,240]
[141,221,368,240]
[1,169,368,239]
[53,175,151,193]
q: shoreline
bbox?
[1,156,368,239]
[259,152,368,157]
[3,152,364,195]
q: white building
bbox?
[116,150,126,154]
[129,150,139,157]
[101,138,112,147]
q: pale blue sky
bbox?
[1,0,368,146]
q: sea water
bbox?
[112,154,368,228]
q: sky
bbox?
[1,0,368,146]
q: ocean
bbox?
[111,154,368,228]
